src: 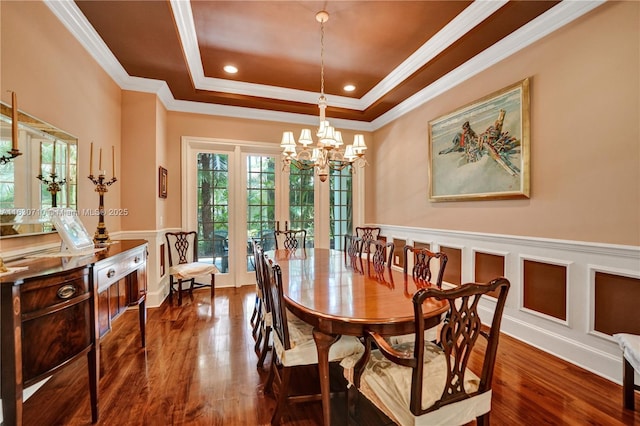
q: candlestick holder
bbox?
[0,149,22,165]
[88,173,117,245]
[36,172,66,208]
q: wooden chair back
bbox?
[252,240,271,310]
[274,229,307,250]
[264,256,291,350]
[356,226,382,254]
[364,240,394,272]
[355,226,381,243]
[165,231,198,266]
[403,245,448,287]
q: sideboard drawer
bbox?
[21,269,90,317]
[95,247,145,292]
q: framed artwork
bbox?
[159,166,168,198]
[428,78,530,201]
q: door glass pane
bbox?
[330,168,352,250]
[289,164,314,247]
[197,153,229,273]
[247,155,276,257]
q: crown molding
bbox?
[371,0,606,130]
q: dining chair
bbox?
[344,234,364,263]
[274,229,307,250]
[165,231,219,306]
[341,277,510,426]
[363,239,394,273]
[263,255,364,424]
[613,333,640,410]
[404,245,448,286]
[252,241,274,368]
[392,246,449,345]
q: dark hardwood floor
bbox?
[23,286,639,425]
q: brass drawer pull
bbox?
[134,256,141,264]
[107,269,116,278]
[57,285,77,300]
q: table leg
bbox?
[313,329,339,426]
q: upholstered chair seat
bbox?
[272,312,363,367]
[613,333,640,410]
[169,262,218,280]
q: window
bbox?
[289,164,315,247]
[330,167,352,251]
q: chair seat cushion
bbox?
[614,333,640,373]
[272,313,363,367]
[170,262,219,280]
[341,341,488,426]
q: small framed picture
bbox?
[159,166,168,198]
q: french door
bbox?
[184,140,291,287]
[183,137,362,287]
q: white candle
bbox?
[89,142,94,175]
[99,147,102,171]
[11,91,18,151]
[112,145,115,178]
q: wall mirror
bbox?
[0,103,78,238]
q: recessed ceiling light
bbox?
[343,84,356,92]
[224,65,238,74]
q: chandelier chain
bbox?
[320,18,325,96]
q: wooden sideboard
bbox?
[0,239,148,425]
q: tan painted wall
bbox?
[368,1,639,246]
[120,91,158,231]
[1,1,122,252]
[155,97,168,229]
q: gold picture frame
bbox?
[428,78,530,202]
[159,166,168,198]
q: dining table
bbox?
[269,247,448,426]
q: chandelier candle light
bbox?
[88,142,117,245]
[280,10,367,182]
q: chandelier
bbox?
[280,10,367,182]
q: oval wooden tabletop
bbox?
[269,248,448,336]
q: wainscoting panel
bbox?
[594,271,640,335]
[440,244,463,285]
[376,223,640,385]
[522,258,568,323]
[474,250,507,298]
[392,238,406,268]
